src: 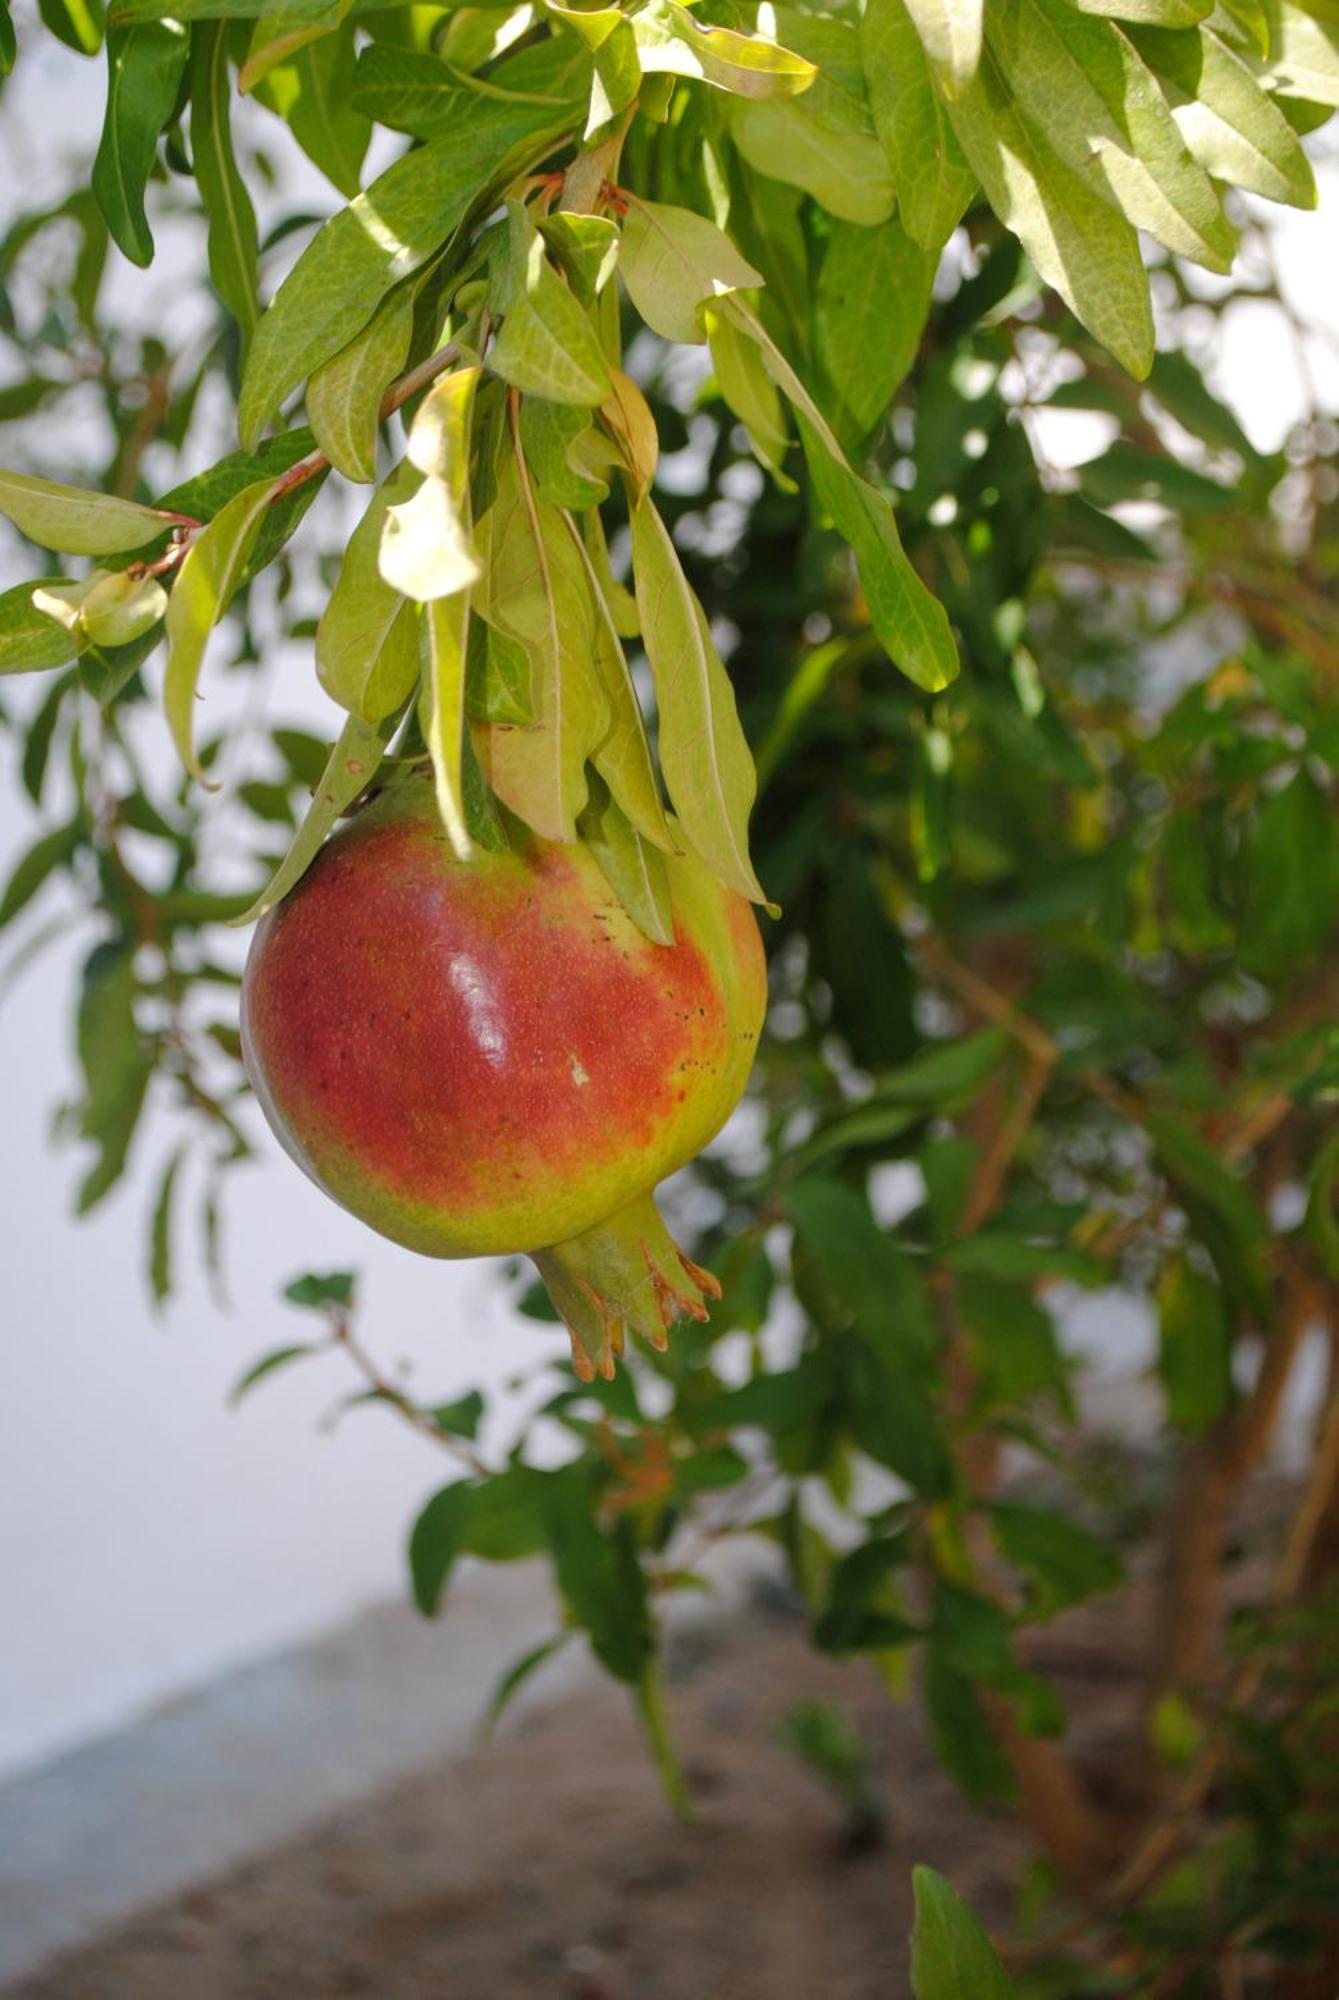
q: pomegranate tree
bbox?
[242,772,766,1379]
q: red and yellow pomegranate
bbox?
[241,772,766,1379]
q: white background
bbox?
[1,28,1336,1785]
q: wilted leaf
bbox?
[379,366,481,601]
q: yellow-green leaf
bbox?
[316,461,420,719]
[233,710,391,924]
[901,0,983,95]
[421,593,473,860]
[305,278,414,484]
[164,476,275,780]
[0,467,176,555]
[632,0,817,97]
[618,195,764,345]
[629,494,765,903]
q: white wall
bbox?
[1,26,1336,1787]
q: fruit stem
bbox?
[532,1190,721,1381]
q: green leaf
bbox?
[489,201,612,407]
[542,0,639,136]
[34,568,166,649]
[631,0,817,98]
[430,1389,485,1440]
[0,581,82,675]
[0,0,14,68]
[316,462,420,719]
[1263,0,1339,105]
[0,468,176,555]
[74,937,151,1212]
[578,775,675,945]
[234,710,390,922]
[480,1635,572,1741]
[466,616,533,725]
[705,306,792,483]
[617,195,764,346]
[724,297,958,692]
[1157,1253,1231,1435]
[731,98,897,223]
[988,0,1234,271]
[284,1268,356,1308]
[568,516,671,848]
[1242,768,1338,973]
[910,1866,1017,1999]
[519,397,610,511]
[944,48,1154,375]
[790,1175,937,1369]
[814,218,936,445]
[191,22,260,339]
[1145,348,1257,458]
[147,1144,186,1307]
[305,280,413,485]
[1130,24,1316,205]
[379,365,482,601]
[901,0,984,95]
[413,1488,477,1608]
[923,1645,1016,1803]
[989,1502,1124,1616]
[0,821,81,928]
[422,592,473,861]
[629,492,765,903]
[163,475,275,779]
[1069,0,1211,23]
[38,0,104,53]
[239,87,581,447]
[472,445,609,842]
[1146,1110,1271,1316]
[1080,440,1233,510]
[251,27,371,197]
[542,1462,652,1685]
[228,1342,323,1406]
[348,38,588,141]
[801,412,959,692]
[93,20,190,267]
[863,0,976,252]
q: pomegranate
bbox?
[241,771,766,1379]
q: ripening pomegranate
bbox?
[241,772,766,1380]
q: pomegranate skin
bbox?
[240,774,766,1260]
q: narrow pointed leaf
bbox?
[578,778,675,945]
[988,0,1234,270]
[306,280,415,483]
[163,476,275,779]
[1131,24,1316,204]
[316,460,420,718]
[234,710,392,923]
[421,594,473,860]
[566,514,672,850]
[93,20,190,266]
[251,27,371,198]
[629,494,765,903]
[472,447,609,841]
[862,0,976,251]
[944,49,1155,375]
[726,298,959,693]
[191,22,260,339]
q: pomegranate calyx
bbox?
[532,1191,720,1381]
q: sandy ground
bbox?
[5,1581,1153,2000]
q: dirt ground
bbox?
[7,1581,1154,2000]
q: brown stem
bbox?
[331,1306,492,1478]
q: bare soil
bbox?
[9,1584,1151,2000]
